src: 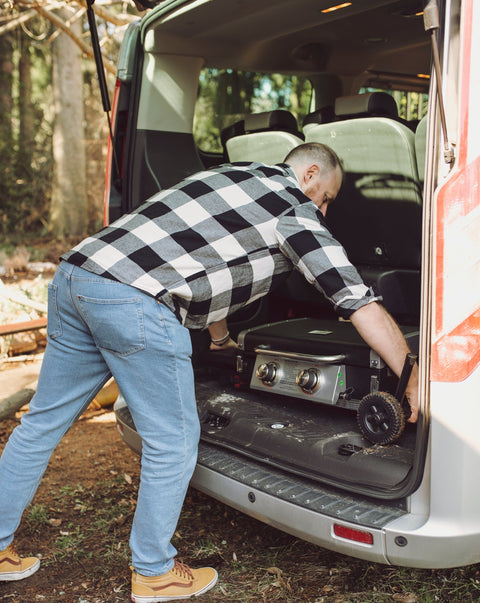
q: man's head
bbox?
[284,143,343,215]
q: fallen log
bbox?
[0,317,48,336]
[0,388,36,420]
[0,378,119,421]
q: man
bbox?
[0,143,418,602]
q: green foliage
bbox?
[25,504,50,530]
[0,137,53,236]
[194,69,312,153]
[1,36,53,236]
[360,86,429,121]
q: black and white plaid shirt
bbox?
[62,162,378,329]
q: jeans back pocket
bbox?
[77,295,146,356]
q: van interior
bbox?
[112,0,432,502]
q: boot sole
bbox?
[131,571,218,602]
[0,558,40,581]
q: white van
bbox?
[109,0,480,568]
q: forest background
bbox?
[1,0,140,245]
[0,0,426,249]
[0,0,314,247]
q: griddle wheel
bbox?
[357,391,405,445]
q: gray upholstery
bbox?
[244,110,298,133]
[304,92,423,323]
[335,91,399,119]
[302,105,335,135]
[415,115,427,183]
[225,110,304,164]
[307,116,420,202]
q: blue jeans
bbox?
[0,261,200,576]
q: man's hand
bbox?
[208,318,238,352]
[350,302,419,423]
[209,338,238,352]
[405,381,419,423]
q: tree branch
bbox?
[33,4,117,74]
[2,0,137,73]
[0,8,37,36]
[73,0,138,27]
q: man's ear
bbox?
[304,164,320,182]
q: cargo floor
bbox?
[196,377,416,496]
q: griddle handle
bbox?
[394,353,418,406]
[254,347,346,364]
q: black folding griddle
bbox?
[236,317,418,444]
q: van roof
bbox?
[140,0,430,88]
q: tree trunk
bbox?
[50,9,87,237]
[0,33,14,137]
[18,34,35,160]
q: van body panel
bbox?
[431,0,480,381]
[108,0,480,568]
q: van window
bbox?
[194,69,312,153]
[359,87,429,122]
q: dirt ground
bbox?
[2,264,480,603]
[0,360,360,603]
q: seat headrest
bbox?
[244,110,299,134]
[335,92,399,119]
[303,105,335,127]
[220,119,245,147]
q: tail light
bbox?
[333,523,374,545]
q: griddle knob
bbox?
[256,362,278,385]
[296,368,319,393]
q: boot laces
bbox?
[4,544,18,557]
[172,560,194,580]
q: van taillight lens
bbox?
[334,524,374,545]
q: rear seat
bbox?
[302,104,335,135]
[415,115,427,185]
[294,92,424,324]
[223,109,304,164]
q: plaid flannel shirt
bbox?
[62,162,378,329]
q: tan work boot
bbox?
[131,559,218,602]
[0,543,40,581]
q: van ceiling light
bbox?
[364,37,388,45]
[397,7,424,18]
[321,2,352,14]
[417,73,431,79]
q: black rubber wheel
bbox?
[357,391,405,445]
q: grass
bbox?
[3,381,480,602]
[14,453,480,603]
[25,475,136,571]
[25,504,50,530]
[5,457,480,602]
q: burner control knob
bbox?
[297,368,320,393]
[256,362,278,385]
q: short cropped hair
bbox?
[284,142,343,177]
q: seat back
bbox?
[303,92,423,323]
[302,104,335,136]
[415,115,428,184]
[225,110,304,164]
[305,92,422,268]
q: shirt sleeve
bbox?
[275,204,380,318]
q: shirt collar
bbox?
[275,163,301,189]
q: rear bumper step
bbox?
[195,441,406,528]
